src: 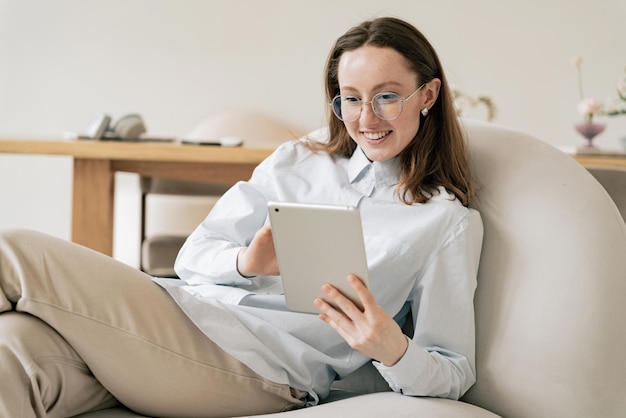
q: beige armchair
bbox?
[80,119,626,417]
[140,110,300,277]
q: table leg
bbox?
[72,158,114,256]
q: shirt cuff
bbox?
[372,335,430,394]
[183,246,253,287]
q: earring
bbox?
[421,107,429,117]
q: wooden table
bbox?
[571,152,626,169]
[2,138,625,257]
[0,138,273,256]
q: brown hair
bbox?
[307,17,475,206]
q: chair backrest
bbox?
[140,111,304,276]
[142,110,304,195]
[185,109,303,149]
[461,119,626,417]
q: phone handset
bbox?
[84,113,111,139]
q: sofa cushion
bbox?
[77,393,500,418]
[461,120,626,416]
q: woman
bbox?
[0,17,482,417]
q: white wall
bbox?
[1,0,625,267]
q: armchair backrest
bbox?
[462,120,626,417]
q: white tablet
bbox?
[268,201,370,314]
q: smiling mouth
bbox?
[362,131,391,140]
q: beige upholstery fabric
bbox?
[79,119,626,417]
[184,110,303,148]
[78,394,500,418]
[461,120,626,417]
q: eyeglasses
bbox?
[330,83,425,122]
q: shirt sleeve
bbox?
[373,209,483,400]
[173,149,284,285]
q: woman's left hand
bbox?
[314,274,408,367]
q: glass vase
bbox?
[574,122,606,148]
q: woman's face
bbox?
[336,45,434,162]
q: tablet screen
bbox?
[268,201,370,314]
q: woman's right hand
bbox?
[236,224,279,277]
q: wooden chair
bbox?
[140,110,301,276]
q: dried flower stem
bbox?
[571,56,585,100]
[576,64,585,100]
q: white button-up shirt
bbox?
[155,139,483,404]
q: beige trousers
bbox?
[0,229,306,418]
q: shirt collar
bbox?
[348,147,402,187]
